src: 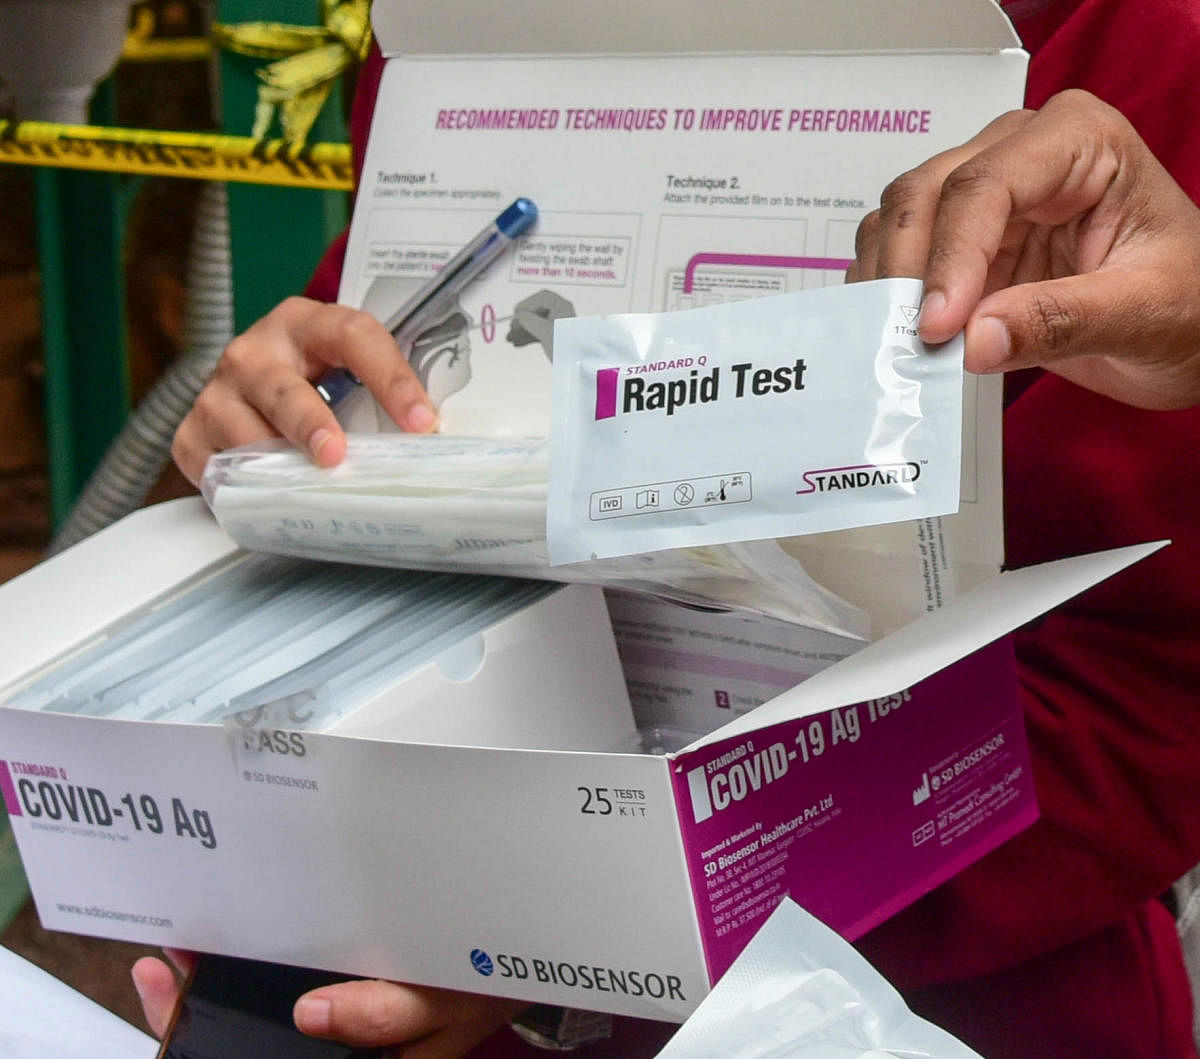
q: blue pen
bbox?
[315,197,539,408]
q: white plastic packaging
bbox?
[6,551,562,733]
[656,898,983,1059]
[548,278,964,564]
[201,435,869,638]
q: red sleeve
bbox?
[1020,0,1200,203]
[303,40,387,302]
[858,0,1200,989]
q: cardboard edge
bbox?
[678,540,1169,753]
[372,0,1021,59]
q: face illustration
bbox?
[360,277,475,407]
[408,310,473,406]
[506,289,577,361]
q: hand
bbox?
[130,947,195,1037]
[171,297,438,486]
[850,89,1200,410]
[131,951,526,1058]
[289,979,527,1058]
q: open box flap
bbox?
[0,498,237,693]
[679,540,1169,754]
[373,0,1021,59]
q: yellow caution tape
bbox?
[215,0,372,147]
[121,7,212,63]
[0,4,371,186]
[0,120,352,191]
[120,35,212,63]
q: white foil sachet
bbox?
[656,898,983,1059]
[548,278,963,564]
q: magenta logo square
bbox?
[594,368,619,419]
[0,762,22,816]
[714,690,731,709]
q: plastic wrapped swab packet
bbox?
[8,553,282,711]
[195,575,470,726]
[17,552,557,733]
[176,572,442,722]
[85,565,358,718]
[147,572,440,723]
[307,580,556,718]
[201,435,869,639]
[211,578,549,731]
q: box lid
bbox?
[373,0,1021,59]
[678,540,1168,754]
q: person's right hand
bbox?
[131,951,526,1058]
[850,89,1200,410]
[172,297,438,487]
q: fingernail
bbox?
[294,995,332,1036]
[404,403,438,433]
[968,316,1011,372]
[309,428,334,460]
[917,290,947,332]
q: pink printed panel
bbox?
[669,636,1037,983]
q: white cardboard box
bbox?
[0,498,1161,1021]
[0,0,1148,1026]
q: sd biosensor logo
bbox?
[467,947,687,999]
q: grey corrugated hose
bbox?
[48,180,233,554]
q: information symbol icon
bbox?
[674,483,695,505]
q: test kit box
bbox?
[0,499,1160,1020]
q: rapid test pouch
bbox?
[547,278,963,564]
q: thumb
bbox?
[964,269,1148,373]
[294,979,426,1046]
[963,269,1198,409]
[292,979,523,1050]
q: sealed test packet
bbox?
[656,897,982,1059]
[547,278,963,564]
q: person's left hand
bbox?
[131,951,527,1057]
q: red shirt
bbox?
[308,3,1200,1054]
